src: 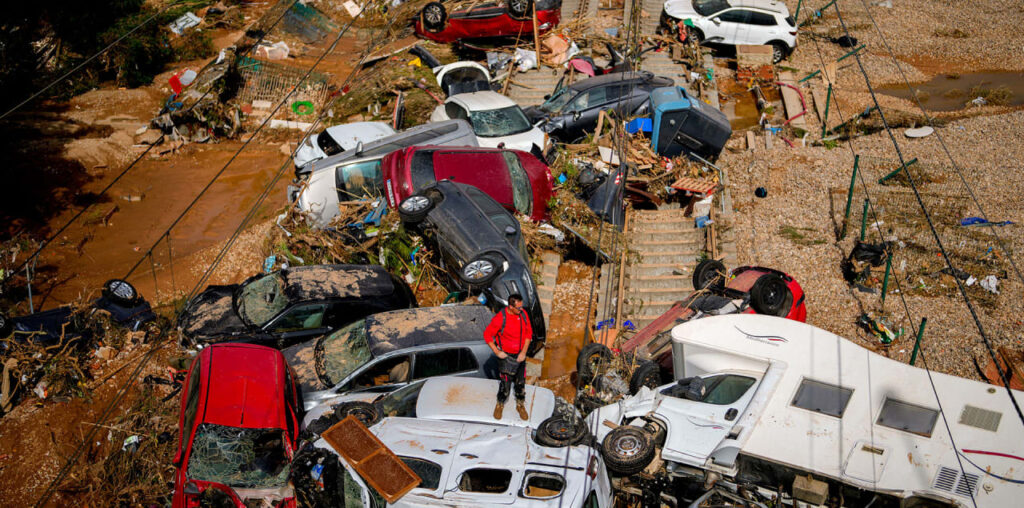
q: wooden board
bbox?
[745,131,757,151]
[323,416,421,503]
[736,45,773,67]
[670,176,718,196]
[777,71,807,128]
[811,87,829,124]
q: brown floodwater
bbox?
[876,71,1024,111]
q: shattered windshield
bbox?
[236,273,290,327]
[316,320,372,387]
[377,380,426,418]
[693,0,730,16]
[501,151,533,216]
[316,131,343,156]
[187,424,290,489]
[468,106,532,137]
[540,86,571,113]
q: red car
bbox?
[381,145,554,221]
[415,0,562,43]
[172,344,300,508]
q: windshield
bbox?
[336,160,383,200]
[316,320,372,386]
[468,106,532,137]
[187,424,290,489]
[539,86,571,113]
[501,151,533,216]
[377,380,426,418]
[693,0,730,16]
[236,273,290,327]
[316,131,343,157]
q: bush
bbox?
[173,30,216,62]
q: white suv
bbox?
[661,0,797,63]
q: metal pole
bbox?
[837,44,866,63]
[878,158,917,184]
[821,83,832,138]
[909,317,928,366]
[841,155,859,238]
[25,258,35,313]
[880,253,893,304]
[794,0,804,23]
[859,198,869,241]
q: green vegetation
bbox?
[968,85,1014,106]
[779,225,826,246]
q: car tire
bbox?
[770,42,788,63]
[577,342,613,385]
[508,0,533,20]
[0,312,11,338]
[397,194,433,224]
[304,401,382,439]
[102,279,139,306]
[750,273,791,316]
[692,259,726,290]
[535,415,589,447]
[458,255,500,286]
[629,360,662,394]
[687,27,704,44]
[601,426,656,476]
[421,2,447,32]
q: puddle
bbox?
[876,71,1024,111]
[723,91,762,130]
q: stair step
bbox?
[631,220,696,231]
[635,252,698,264]
[632,263,694,277]
[633,240,701,253]
[631,231,700,244]
[627,275,693,290]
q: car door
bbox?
[563,86,610,138]
[341,354,413,393]
[264,302,331,347]
[412,347,481,381]
[706,8,751,45]
[745,10,780,45]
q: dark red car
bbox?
[415,0,562,43]
[173,343,300,508]
[381,145,554,221]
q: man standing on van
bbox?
[484,294,532,421]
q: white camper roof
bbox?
[671,314,1024,507]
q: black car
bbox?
[0,279,155,347]
[396,180,546,354]
[525,71,674,142]
[177,264,416,348]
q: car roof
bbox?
[415,377,556,428]
[364,305,493,357]
[200,343,287,429]
[569,70,657,92]
[279,264,395,302]
[304,120,475,175]
[449,90,517,111]
[730,0,789,14]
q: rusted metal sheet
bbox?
[322,415,421,503]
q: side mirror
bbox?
[504,225,517,235]
[573,110,581,122]
[354,141,363,155]
[712,17,722,25]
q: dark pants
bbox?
[497,357,526,403]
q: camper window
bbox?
[876,399,938,437]
[791,379,853,418]
[701,374,756,405]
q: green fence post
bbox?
[877,158,918,184]
[837,44,866,63]
[799,69,821,83]
[840,155,860,238]
[821,83,832,138]
[859,198,869,241]
[909,317,928,366]
[880,253,893,305]
[795,0,804,23]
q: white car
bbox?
[661,0,797,63]
[292,121,396,169]
[306,417,614,507]
[430,90,548,158]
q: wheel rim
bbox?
[612,434,643,457]
[510,0,528,14]
[108,280,135,300]
[425,6,442,24]
[763,282,785,307]
[401,195,430,213]
[348,408,377,426]
[773,46,784,62]
[463,260,494,281]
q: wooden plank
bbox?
[745,131,757,151]
[777,71,807,128]
[811,87,828,123]
[323,416,421,504]
[736,45,773,67]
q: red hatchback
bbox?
[172,344,300,508]
[381,145,554,221]
[415,0,562,43]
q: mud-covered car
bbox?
[172,343,300,507]
[281,305,498,410]
[414,0,562,44]
[396,180,546,354]
[178,265,415,349]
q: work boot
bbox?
[516,399,529,420]
[493,400,505,420]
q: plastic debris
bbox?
[960,216,1014,227]
[122,435,141,453]
[980,275,999,294]
[169,12,201,35]
[538,224,565,242]
[514,48,537,72]
[264,255,277,273]
[857,313,903,345]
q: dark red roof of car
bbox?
[200,343,288,430]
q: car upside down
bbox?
[414,0,562,43]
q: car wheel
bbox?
[692,259,726,290]
[601,426,656,476]
[304,401,382,440]
[535,415,589,447]
[508,0,533,20]
[102,279,139,306]
[421,2,447,32]
[687,27,704,44]
[577,342,612,385]
[458,255,500,286]
[0,312,11,338]
[629,360,662,394]
[771,42,787,63]
[750,273,791,316]
[397,194,433,224]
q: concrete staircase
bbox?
[623,208,702,330]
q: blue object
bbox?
[604,28,619,37]
[557,173,567,184]
[596,318,614,330]
[364,200,388,226]
[410,246,420,266]
[626,118,653,134]
[263,255,276,273]
[649,86,731,160]
[960,216,1013,227]
[623,320,636,331]
[311,463,324,482]
[477,293,488,305]
[694,215,712,228]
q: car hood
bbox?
[178,285,249,343]
[281,339,328,395]
[475,126,545,153]
[292,135,325,169]
[521,105,547,123]
[664,0,699,19]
